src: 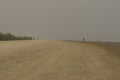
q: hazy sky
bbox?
[0,0,120,42]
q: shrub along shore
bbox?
[0,32,33,41]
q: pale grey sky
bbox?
[0,0,120,42]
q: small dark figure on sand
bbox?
[82,38,85,42]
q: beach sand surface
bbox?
[0,40,120,80]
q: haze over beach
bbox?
[0,0,120,80]
[0,0,120,42]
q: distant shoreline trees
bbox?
[0,32,33,41]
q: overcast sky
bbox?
[0,0,120,42]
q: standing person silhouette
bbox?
[82,37,85,42]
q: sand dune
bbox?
[0,40,120,80]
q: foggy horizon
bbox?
[0,0,120,42]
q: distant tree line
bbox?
[0,32,33,41]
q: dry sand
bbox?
[0,40,120,80]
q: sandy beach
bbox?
[0,40,120,80]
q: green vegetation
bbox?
[0,32,33,41]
